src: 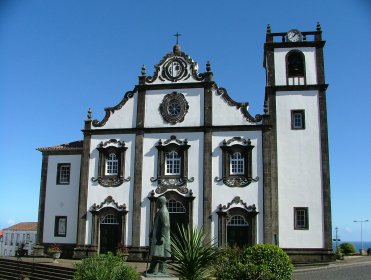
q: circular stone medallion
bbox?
[159,92,189,124]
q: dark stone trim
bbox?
[268,84,328,92]
[131,84,146,246]
[83,125,267,136]
[318,89,332,250]
[138,81,215,91]
[132,131,144,247]
[74,120,92,256]
[264,40,325,51]
[284,248,335,264]
[262,86,279,245]
[203,85,213,242]
[36,155,48,246]
[316,39,326,85]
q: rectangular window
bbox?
[291,110,305,129]
[10,233,14,245]
[54,216,67,237]
[294,207,309,230]
[5,233,8,245]
[57,163,71,184]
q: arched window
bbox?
[165,151,181,175]
[228,215,248,226]
[167,199,186,213]
[101,214,118,224]
[106,153,118,175]
[230,152,244,175]
[286,50,305,85]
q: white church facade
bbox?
[35,24,333,263]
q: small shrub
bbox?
[170,225,219,280]
[339,242,356,255]
[215,244,293,280]
[73,252,139,280]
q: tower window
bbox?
[294,207,309,230]
[57,163,71,184]
[291,110,305,129]
[286,50,306,85]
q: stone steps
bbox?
[0,258,75,280]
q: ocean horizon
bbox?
[333,241,371,252]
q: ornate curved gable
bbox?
[92,87,137,127]
[217,196,257,213]
[145,44,207,84]
[90,196,127,212]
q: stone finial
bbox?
[141,65,146,76]
[87,108,92,120]
[206,61,211,72]
[316,22,321,31]
[266,24,271,34]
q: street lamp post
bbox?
[354,219,369,254]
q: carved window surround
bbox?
[150,135,193,194]
[215,137,259,187]
[91,139,130,187]
[216,196,258,247]
[90,196,129,249]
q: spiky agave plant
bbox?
[169,225,219,280]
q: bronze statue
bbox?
[146,196,171,276]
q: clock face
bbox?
[287,29,302,42]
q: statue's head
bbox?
[157,196,167,208]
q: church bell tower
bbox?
[262,23,333,262]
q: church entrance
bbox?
[100,214,119,254]
[167,199,188,240]
[227,215,250,247]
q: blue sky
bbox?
[1,0,370,242]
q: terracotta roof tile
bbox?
[3,222,37,231]
[37,140,83,152]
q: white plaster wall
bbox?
[93,93,137,129]
[274,47,317,86]
[141,132,204,246]
[144,88,204,128]
[43,155,81,244]
[86,134,136,245]
[276,90,324,248]
[212,89,257,126]
[211,131,264,244]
